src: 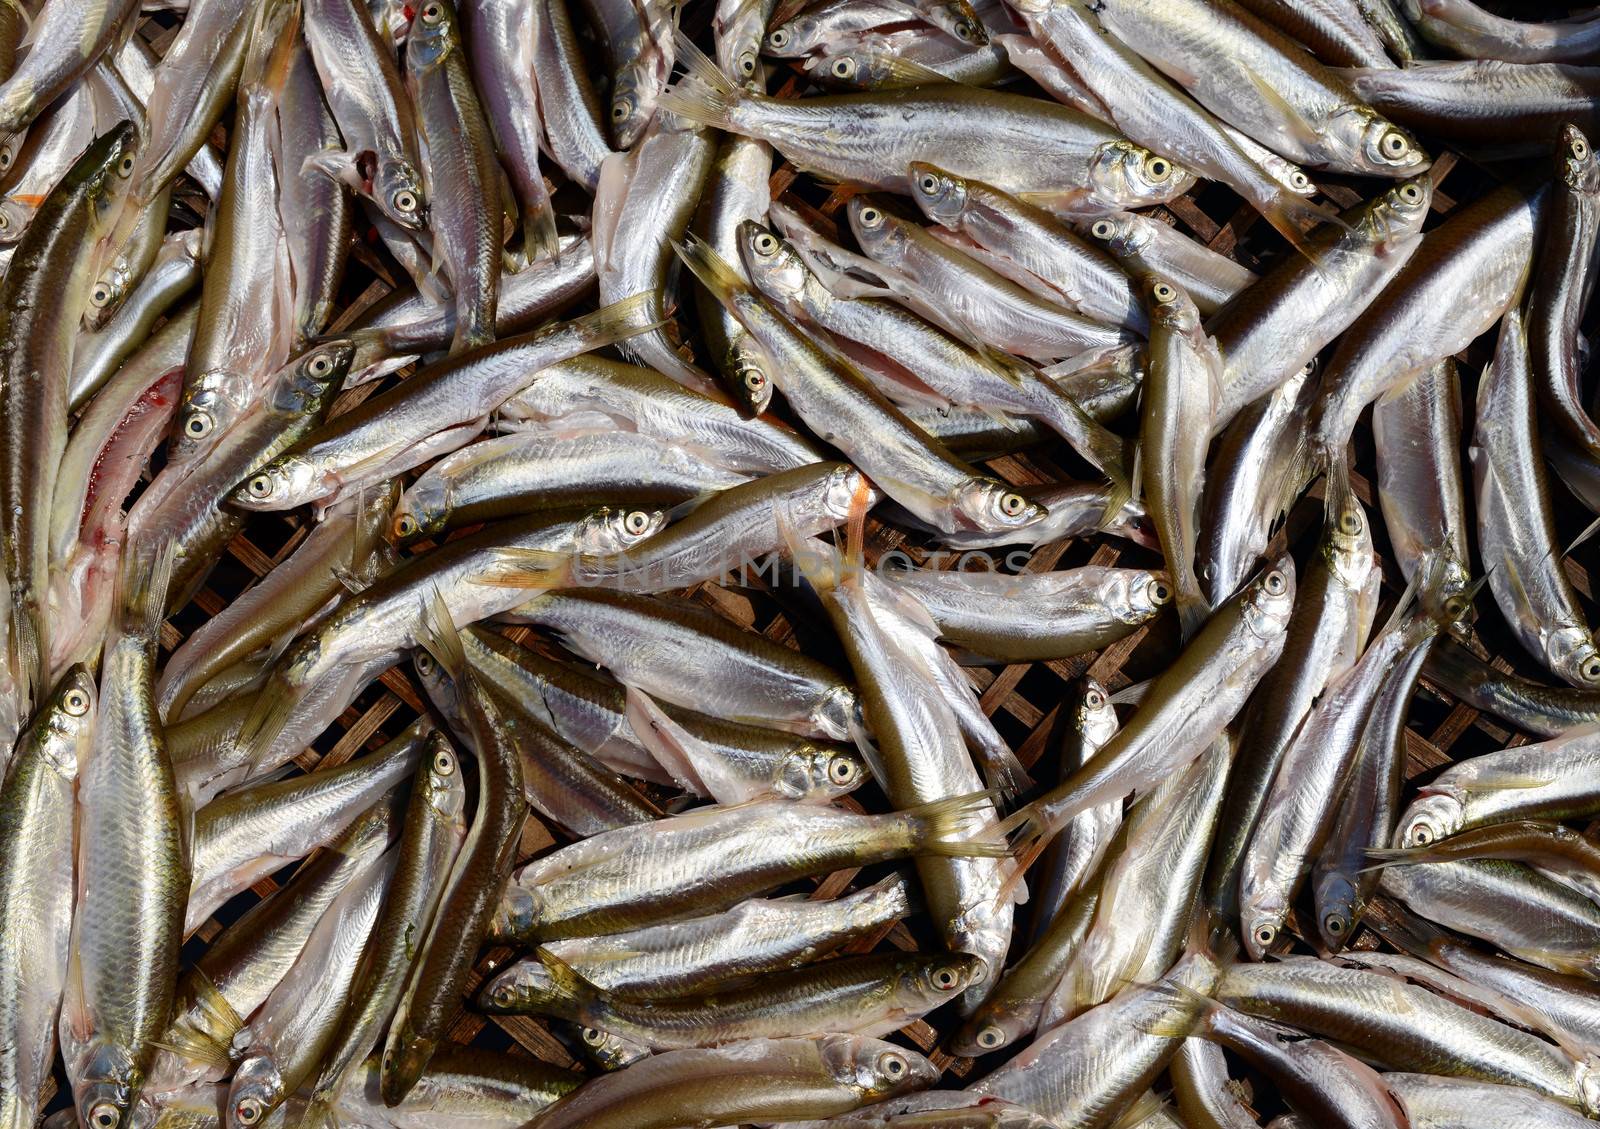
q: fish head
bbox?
[1577,1056,1600,1117]
[173,372,254,462]
[1241,555,1296,642]
[818,463,878,522]
[230,455,322,512]
[1366,174,1432,248]
[372,156,427,230]
[0,194,30,245]
[921,0,988,44]
[281,339,359,405]
[1557,124,1600,194]
[1071,676,1119,747]
[406,0,460,71]
[1335,105,1429,178]
[391,486,446,545]
[1088,141,1194,210]
[610,57,661,150]
[900,953,983,1009]
[226,1054,284,1129]
[845,197,909,263]
[381,1030,438,1106]
[1123,571,1172,622]
[908,163,969,230]
[813,684,862,743]
[578,505,669,554]
[953,477,1047,535]
[0,128,20,179]
[326,327,411,387]
[764,13,819,56]
[726,334,776,415]
[421,732,468,820]
[84,247,139,330]
[38,663,96,771]
[478,961,544,1012]
[83,121,141,227]
[1140,274,1201,334]
[73,1043,139,1129]
[779,741,868,800]
[738,219,810,308]
[821,1034,940,1100]
[575,1024,649,1070]
[1314,871,1360,952]
[1397,791,1464,849]
[950,998,1033,1057]
[1239,893,1288,961]
[1081,212,1148,259]
[1547,624,1600,688]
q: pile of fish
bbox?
[12,0,1600,1124]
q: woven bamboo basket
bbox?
[41,3,1594,1122]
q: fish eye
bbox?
[1149,580,1171,604]
[235,1099,264,1126]
[421,1,442,21]
[1090,220,1115,240]
[1144,155,1172,181]
[1084,688,1105,708]
[393,189,419,214]
[1264,570,1287,595]
[1340,510,1362,535]
[416,651,435,676]
[612,101,628,121]
[117,155,135,177]
[1324,913,1347,937]
[1398,183,1423,205]
[307,351,335,376]
[831,57,855,79]
[1411,824,1434,846]
[492,984,515,1005]
[879,1051,907,1079]
[1302,357,1318,375]
[753,232,779,255]
[931,966,960,990]
[88,1103,120,1129]
[432,748,455,775]
[395,514,418,538]
[918,173,940,194]
[63,687,90,715]
[1380,130,1410,159]
[975,1025,1005,1049]
[581,1027,606,1046]
[858,206,882,225]
[1575,136,1592,160]
[1152,281,1176,303]
[184,411,214,438]
[1290,170,1310,191]
[1583,656,1600,682]
[1253,924,1277,949]
[828,756,858,784]
[246,473,274,500]
[90,283,112,307]
[624,510,651,535]
[953,19,975,40]
[999,492,1027,517]
[768,27,791,48]
[738,52,757,76]
[742,369,767,390]
[0,148,12,170]
[0,212,8,229]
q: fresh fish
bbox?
[582,0,674,149]
[497,354,824,474]
[0,668,95,1129]
[382,607,526,1101]
[809,35,1014,91]
[1341,60,1600,145]
[1384,1073,1597,1129]
[500,587,858,740]
[459,0,558,260]
[659,37,1196,210]
[1422,640,1600,737]
[1139,274,1221,638]
[226,297,661,514]
[303,0,426,227]
[1090,0,1429,176]
[405,0,502,354]
[714,0,776,84]
[677,234,1052,536]
[480,872,910,1002]
[1373,820,1600,916]
[595,112,717,392]
[60,550,185,1129]
[392,430,750,541]
[184,724,424,933]
[0,0,139,135]
[763,0,922,57]
[521,1037,939,1129]
[0,81,97,246]
[936,482,1152,551]
[887,567,1168,664]
[1079,210,1257,317]
[1313,177,1542,459]
[1399,0,1600,64]
[482,948,979,1047]
[491,793,1007,940]
[693,131,775,414]
[1373,359,1472,625]
[1208,174,1432,427]
[533,0,617,192]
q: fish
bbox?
[0,0,139,135]
[333,1049,581,1129]
[1341,60,1600,146]
[1399,0,1600,64]
[1233,0,1394,68]
[1079,210,1257,317]
[532,0,618,191]
[1422,640,1600,738]
[693,131,776,414]
[1384,1073,1599,1129]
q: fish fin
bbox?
[1131,979,1214,1038]
[1566,513,1600,556]
[1239,64,1327,154]
[1257,191,1349,258]
[567,292,672,350]
[846,713,892,792]
[673,233,753,310]
[992,804,1057,903]
[416,588,468,681]
[623,686,722,800]
[1109,680,1148,706]
[331,566,369,596]
[905,789,1011,858]
[533,947,607,1008]
[473,547,575,590]
[237,667,299,777]
[1177,598,1209,643]
[301,148,368,192]
[1110,1093,1169,1129]
[120,540,178,640]
[657,28,742,129]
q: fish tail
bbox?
[415,588,468,682]
[905,789,1010,859]
[1362,896,1451,959]
[534,946,606,1009]
[566,292,669,350]
[118,541,178,641]
[7,599,39,715]
[673,233,752,311]
[471,547,575,590]
[658,27,742,129]
[1176,596,1210,643]
[1257,190,1349,259]
[1132,978,1216,1038]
